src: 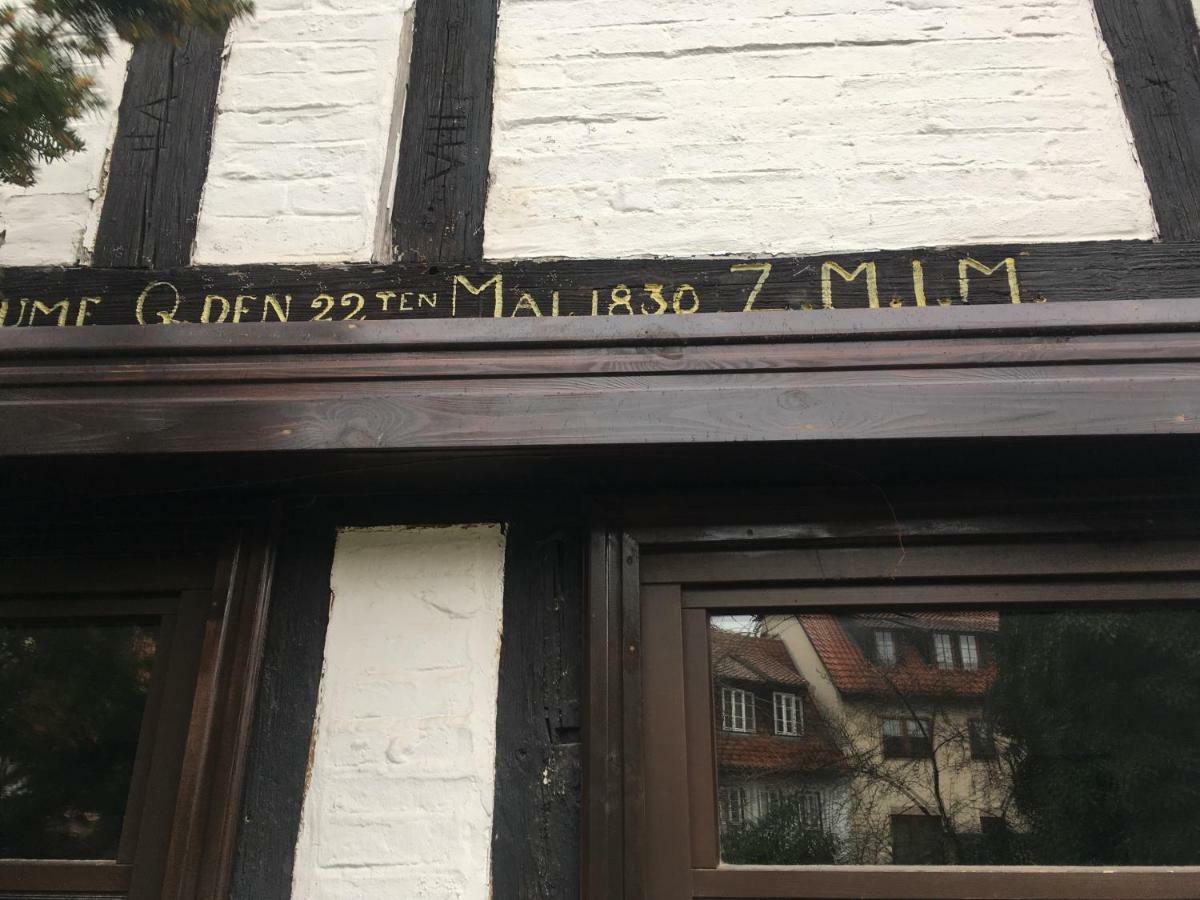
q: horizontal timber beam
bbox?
[4,240,1200,457]
[1,301,1199,455]
[1,298,1200,360]
[1,359,1198,456]
[4,240,1200,329]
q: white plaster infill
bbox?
[290,524,506,900]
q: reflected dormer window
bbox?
[773,691,802,736]
[721,687,754,733]
[960,634,979,670]
[874,630,897,666]
[933,632,955,668]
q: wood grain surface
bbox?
[92,27,226,268]
[6,240,1200,327]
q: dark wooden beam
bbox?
[93,27,227,268]
[390,0,500,262]
[1093,0,1200,240]
[2,297,1200,361]
[491,516,585,899]
[6,240,1200,328]
[3,307,1200,455]
[229,517,335,900]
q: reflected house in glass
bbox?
[710,622,851,858]
[765,612,1010,865]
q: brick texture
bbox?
[290,525,505,900]
[484,0,1158,258]
[0,41,130,265]
[192,0,413,263]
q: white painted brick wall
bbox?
[291,525,505,900]
[0,43,130,265]
[485,0,1157,258]
[192,0,414,263]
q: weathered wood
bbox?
[391,0,500,262]
[1093,0,1200,240]
[93,27,227,268]
[692,863,1200,898]
[8,296,1200,360]
[12,329,1200,388]
[2,357,1199,456]
[491,518,585,899]
[230,518,335,900]
[7,240,1200,327]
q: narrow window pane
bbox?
[0,618,159,860]
[709,605,1200,866]
[933,633,955,668]
[874,630,896,666]
[774,692,800,736]
[960,634,979,670]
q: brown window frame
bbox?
[585,497,1200,900]
[0,524,275,900]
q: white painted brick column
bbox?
[193,0,414,263]
[291,525,506,900]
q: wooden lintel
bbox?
[4,240,1200,330]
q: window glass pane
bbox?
[873,631,896,666]
[0,618,159,860]
[709,606,1200,866]
[960,634,980,670]
[933,633,954,668]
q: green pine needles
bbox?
[0,0,252,187]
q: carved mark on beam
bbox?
[93,27,227,268]
[391,0,500,263]
[1093,0,1200,240]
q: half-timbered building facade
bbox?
[3,1,1200,898]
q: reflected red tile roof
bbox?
[710,626,844,774]
[854,611,999,634]
[711,628,806,688]
[798,613,995,699]
[716,729,846,775]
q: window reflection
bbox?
[0,618,158,860]
[710,606,1200,866]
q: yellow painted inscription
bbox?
[0,254,1035,327]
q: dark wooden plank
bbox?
[0,862,132,893]
[8,296,1200,358]
[682,609,718,870]
[12,328,1200,389]
[157,525,277,900]
[1094,0,1200,240]
[195,525,278,900]
[641,585,690,900]
[687,580,1200,609]
[3,359,1200,455]
[229,519,334,900]
[93,27,227,268]
[584,526,625,900]
[6,240,1200,328]
[390,0,500,262]
[643,539,1200,585]
[620,534,645,900]
[491,518,585,900]
[692,865,1200,899]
